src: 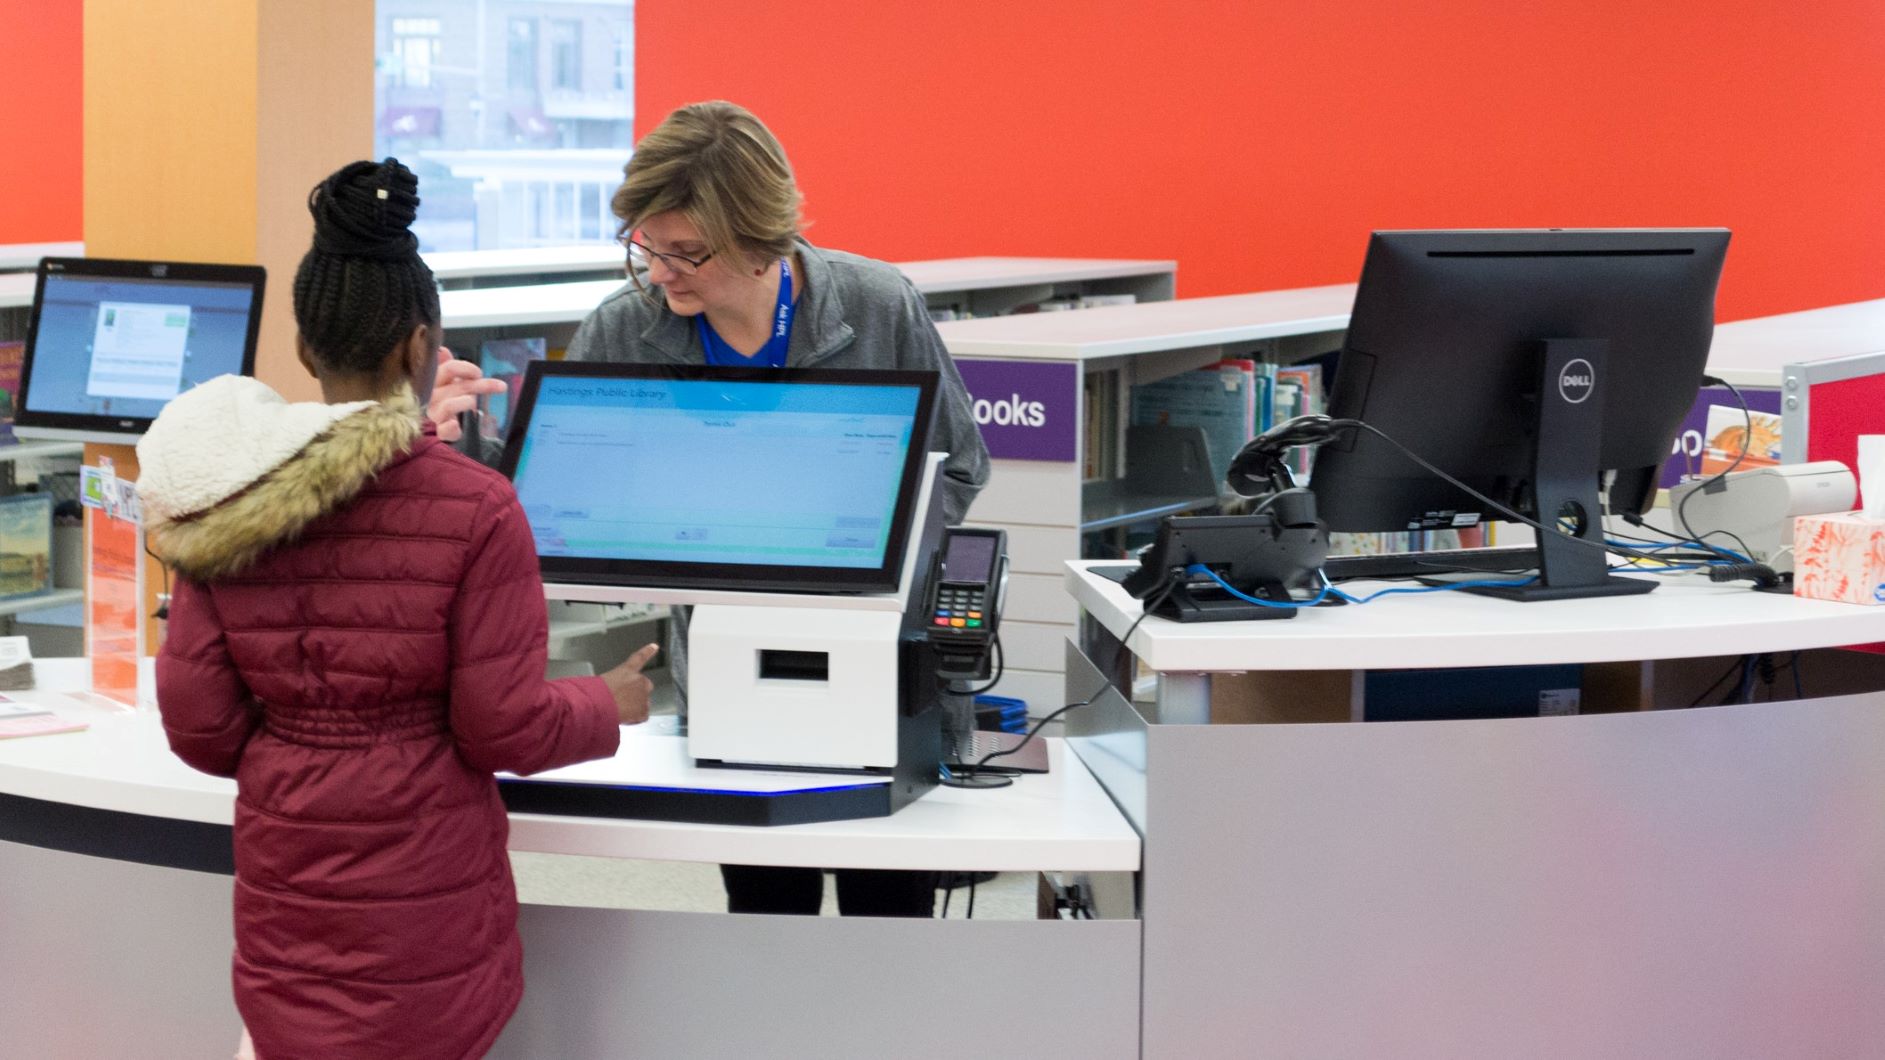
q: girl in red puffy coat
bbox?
[138,158,658,1060]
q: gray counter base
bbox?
[1,836,1139,1059]
[1064,640,1885,1059]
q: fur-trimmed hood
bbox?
[137,377,422,581]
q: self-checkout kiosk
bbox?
[491,362,997,825]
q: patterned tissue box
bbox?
[1794,511,1885,605]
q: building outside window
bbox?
[549,20,582,92]
[375,0,633,253]
[507,17,537,95]
[391,18,442,88]
[612,24,627,92]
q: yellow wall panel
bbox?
[83,0,261,264]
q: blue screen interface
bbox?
[28,273,257,420]
[510,375,923,569]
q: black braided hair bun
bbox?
[293,157,440,376]
[308,158,422,260]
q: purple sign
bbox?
[953,359,1079,462]
[1659,385,1784,488]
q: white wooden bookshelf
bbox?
[0,242,80,273]
[1706,297,1885,387]
[437,255,1177,335]
[934,284,1357,712]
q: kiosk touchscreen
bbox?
[499,361,940,596]
[17,257,266,443]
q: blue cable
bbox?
[1606,538,1749,564]
[1184,564,1332,609]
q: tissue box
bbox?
[1794,511,1885,604]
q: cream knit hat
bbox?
[135,375,376,522]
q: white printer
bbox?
[1666,460,1855,572]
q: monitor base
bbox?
[1422,571,1656,602]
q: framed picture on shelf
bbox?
[0,492,53,600]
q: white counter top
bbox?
[934,284,1355,360]
[1066,560,1885,673]
[0,659,1138,872]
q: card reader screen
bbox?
[943,534,998,583]
[510,372,926,571]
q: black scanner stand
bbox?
[1121,513,1329,623]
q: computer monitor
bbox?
[1310,228,1730,601]
[17,257,266,443]
[498,361,940,595]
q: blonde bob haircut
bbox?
[612,101,804,279]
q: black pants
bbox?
[720,864,938,917]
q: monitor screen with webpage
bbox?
[499,361,940,594]
[17,257,266,443]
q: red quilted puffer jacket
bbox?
[142,380,619,1060]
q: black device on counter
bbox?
[1120,492,1329,622]
[924,527,1006,681]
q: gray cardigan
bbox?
[564,238,990,525]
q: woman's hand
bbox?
[601,643,661,726]
[428,347,508,442]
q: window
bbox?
[549,19,582,92]
[391,17,442,88]
[375,2,635,254]
[612,23,629,92]
[508,18,538,95]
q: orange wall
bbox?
[10,4,1884,324]
[0,0,83,242]
[637,1,1885,322]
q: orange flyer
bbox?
[87,506,141,706]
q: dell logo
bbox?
[1558,359,1595,404]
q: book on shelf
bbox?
[0,493,52,600]
[0,340,21,445]
[1083,370,1122,481]
[477,338,547,439]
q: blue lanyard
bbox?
[696,257,795,368]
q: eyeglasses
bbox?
[624,238,714,276]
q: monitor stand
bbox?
[1427,338,1654,603]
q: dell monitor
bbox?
[498,361,940,595]
[1309,228,1730,601]
[17,257,266,443]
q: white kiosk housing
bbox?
[494,361,955,824]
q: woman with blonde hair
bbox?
[431,101,989,917]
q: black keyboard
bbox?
[1320,545,1540,582]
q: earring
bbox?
[755,266,766,276]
